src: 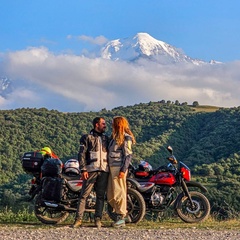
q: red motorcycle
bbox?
[127,146,210,223]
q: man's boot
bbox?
[94,217,102,228]
[72,219,82,228]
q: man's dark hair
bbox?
[92,117,104,128]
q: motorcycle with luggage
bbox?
[21,152,145,224]
[127,146,211,223]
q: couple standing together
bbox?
[72,116,136,228]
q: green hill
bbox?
[0,102,240,213]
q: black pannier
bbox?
[41,158,62,177]
[21,151,44,174]
[41,177,64,203]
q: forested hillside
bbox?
[0,102,240,213]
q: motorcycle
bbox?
[22,155,145,225]
[126,146,211,223]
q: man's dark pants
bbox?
[76,171,109,220]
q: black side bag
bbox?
[41,177,64,203]
[41,158,62,177]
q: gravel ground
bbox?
[0,225,240,240]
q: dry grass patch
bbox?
[191,105,221,112]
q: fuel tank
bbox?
[149,172,176,185]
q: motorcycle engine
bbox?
[86,191,96,208]
[150,192,165,206]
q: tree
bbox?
[192,101,199,107]
[175,100,180,106]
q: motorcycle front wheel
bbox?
[107,188,146,224]
[176,191,210,223]
[34,193,69,224]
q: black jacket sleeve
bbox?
[78,134,88,172]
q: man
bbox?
[72,117,109,228]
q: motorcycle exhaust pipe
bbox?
[42,201,77,212]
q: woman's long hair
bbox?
[112,116,136,146]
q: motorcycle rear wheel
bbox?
[107,188,146,224]
[34,193,69,224]
[176,191,210,223]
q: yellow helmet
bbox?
[40,147,52,156]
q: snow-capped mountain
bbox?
[0,33,220,107]
[101,32,207,65]
[0,77,12,98]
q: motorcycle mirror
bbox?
[167,146,173,154]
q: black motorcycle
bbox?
[126,146,211,223]
[21,153,146,224]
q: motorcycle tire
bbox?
[107,188,146,224]
[176,191,210,223]
[34,193,69,224]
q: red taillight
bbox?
[181,167,191,181]
[31,177,36,184]
[76,180,83,186]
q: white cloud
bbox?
[67,35,108,45]
[1,47,240,112]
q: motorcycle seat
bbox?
[134,176,152,182]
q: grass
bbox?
[190,105,221,112]
[0,208,240,231]
[0,207,36,223]
[1,218,240,231]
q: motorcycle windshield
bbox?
[179,161,190,170]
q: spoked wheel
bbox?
[107,188,146,224]
[176,191,210,223]
[34,193,69,224]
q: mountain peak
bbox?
[133,32,179,58]
[134,32,165,45]
[101,32,206,65]
[134,32,159,42]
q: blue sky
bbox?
[1,0,240,112]
[1,0,239,62]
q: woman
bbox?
[107,116,136,228]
